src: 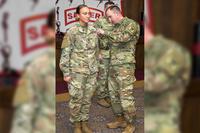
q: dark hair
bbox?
[104,1,115,9]
[47,9,55,29]
[105,5,121,14]
[76,4,88,14]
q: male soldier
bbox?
[10,10,55,133]
[97,5,140,133]
[145,27,191,133]
[94,1,114,108]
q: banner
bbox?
[0,0,54,71]
[55,0,123,32]
[145,0,153,32]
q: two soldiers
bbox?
[60,3,140,133]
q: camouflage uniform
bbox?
[60,23,98,123]
[103,17,140,123]
[94,16,113,99]
[145,35,191,133]
[11,48,55,133]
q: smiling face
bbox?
[77,6,90,25]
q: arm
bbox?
[11,69,40,133]
[105,22,140,43]
[94,17,102,29]
[59,32,72,80]
[94,18,111,50]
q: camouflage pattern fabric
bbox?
[96,58,110,99]
[145,35,191,133]
[104,17,140,123]
[103,17,140,66]
[94,16,113,99]
[59,23,98,123]
[11,48,55,133]
[60,23,98,76]
[109,64,137,123]
[69,72,97,122]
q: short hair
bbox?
[104,1,115,9]
[76,4,88,14]
[47,9,55,29]
[105,5,121,14]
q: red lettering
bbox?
[68,13,73,19]
[74,13,77,18]
[90,12,95,18]
[95,13,101,19]
[27,26,38,40]
[67,12,77,20]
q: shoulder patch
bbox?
[61,33,71,48]
[13,73,30,106]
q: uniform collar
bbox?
[76,23,88,33]
[76,23,96,34]
[115,17,127,26]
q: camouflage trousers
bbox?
[145,91,182,133]
[68,72,97,123]
[145,109,180,133]
[11,104,55,133]
[108,64,136,123]
[96,58,110,99]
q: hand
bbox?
[99,54,103,60]
[64,76,71,82]
[96,29,105,36]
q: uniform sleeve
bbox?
[94,19,101,29]
[11,67,40,133]
[94,18,111,50]
[105,21,140,43]
[59,31,72,77]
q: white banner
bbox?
[0,0,54,71]
[56,0,123,32]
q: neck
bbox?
[79,21,88,27]
[117,15,124,23]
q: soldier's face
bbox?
[106,9,118,24]
[77,7,90,24]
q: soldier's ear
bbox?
[75,15,79,20]
[75,13,79,20]
[75,17,79,20]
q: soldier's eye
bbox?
[82,12,88,15]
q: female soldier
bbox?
[59,4,98,133]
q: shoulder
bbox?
[99,16,107,21]
[95,16,106,23]
[146,35,191,77]
[27,51,52,72]
[94,16,109,27]
[147,35,188,53]
[67,24,79,35]
[124,17,139,26]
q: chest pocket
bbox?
[74,33,97,50]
